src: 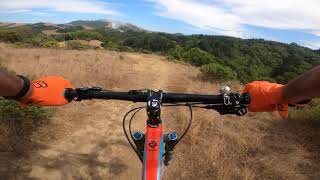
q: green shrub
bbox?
[167,45,184,61]
[0,61,52,124]
[0,30,23,43]
[102,41,120,51]
[41,41,59,48]
[183,48,215,66]
[200,63,237,82]
[0,98,53,147]
[0,26,34,43]
[66,30,104,41]
[13,33,54,48]
[66,40,90,50]
[119,46,134,52]
[51,34,66,42]
[0,98,52,122]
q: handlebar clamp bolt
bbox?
[168,132,178,141]
[133,131,143,141]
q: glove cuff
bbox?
[270,85,289,119]
[269,85,287,104]
[3,75,31,101]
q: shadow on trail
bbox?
[0,120,129,180]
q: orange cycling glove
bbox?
[21,76,74,106]
[242,81,288,119]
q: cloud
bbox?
[309,30,320,37]
[146,0,245,37]
[4,9,32,14]
[146,0,320,38]
[301,41,320,50]
[0,0,119,15]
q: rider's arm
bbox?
[283,65,320,102]
[0,70,25,97]
[0,69,74,106]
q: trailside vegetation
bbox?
[0,58,53,124]
[0,23,319,83]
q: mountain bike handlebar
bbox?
[64,87,251,116]
[64,87,251,105]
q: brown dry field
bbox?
[0,43,319,180]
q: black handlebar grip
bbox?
[64,88,76,102]
[241,93,251,105]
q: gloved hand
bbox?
[21,76,74,106]
[242,81,288,118]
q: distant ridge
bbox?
[68,20,145,32]
[0,20,145,32]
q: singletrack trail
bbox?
[0,43,319,180]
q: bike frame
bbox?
[143,124,164,180]
[141,90,165,180]
[131,91,189,180]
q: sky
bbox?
[0,0,320,49]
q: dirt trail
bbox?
[0,44,319,180]
[0,45,215,179]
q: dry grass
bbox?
[79,40,103,49]
[0,43,319,180]
[0,23,26,27]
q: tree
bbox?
[66,30,104,41]
[167,45,184,61]
[200,63,237,81]
[183,48,215,66]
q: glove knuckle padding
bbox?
[244,81,288,119]
[21,76,73,106]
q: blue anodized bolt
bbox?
[168,132,178,141]
[133,131,143,141]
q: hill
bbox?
[0,20,145,32]
[0,43,319,179]
[0,20,320,83]
[68,20,145,32]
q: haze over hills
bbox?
[67,20,145,32]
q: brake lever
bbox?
[205,92,250,116]
[205,104,248,116]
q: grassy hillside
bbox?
[0,20,319,84]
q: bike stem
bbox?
[147,90,163,127]
[132,90,179,166]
